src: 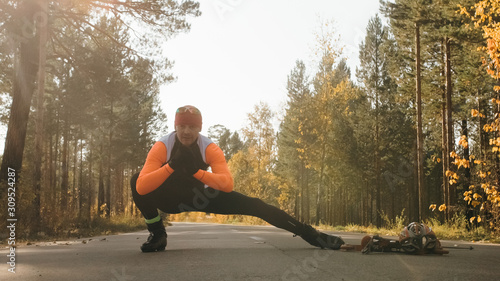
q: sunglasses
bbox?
[176,106,201,114]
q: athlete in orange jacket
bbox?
[130,105,344,252]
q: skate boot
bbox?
[141,220,167,252]
[300,224,345,250]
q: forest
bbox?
[1,0,500,241]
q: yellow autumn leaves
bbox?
[430,132,500,218]
[446,170,459,186]
[461,1,500,80]
[471,108,485,118]
[470,216,482,223]
[429,204,447,212]
[463,190,482,208]
[456,0,500,231]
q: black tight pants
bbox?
[130,173,305,235]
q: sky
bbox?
[160,0,382,135]
[0,0,382,153]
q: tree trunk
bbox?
[98,143,105,217]
[369,189,374,224]
[0,2,39,184]
[296,165,302,221]
[445,37,454,217]
[88,134,94,220]
[48,130,55,216]
[49,132,54,194]
[78,137,84,220]
[496,89,500,196]
[415,23,425,221]
[296,166,302,221]
[340,184,346,225]
[315,144,326,225]
[478,96,487,160]
[117,166,124,214]
[294,186,299,221]
[410,146,420,223]
[60,111,70,211]
[106,134,112,218]
[54,110,60,204]
[461,120,470,186]
[304,169,310,223]
[32,0,49,235]
[375,87,381,228]
[72,138,78,212]
[105,99,114,218]
[441,38,449,222]
[362,184,367,225]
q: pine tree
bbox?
[381,0,437,221]
[357,14,390,227]
[276,60,313,222]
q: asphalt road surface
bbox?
[1,222,499,281]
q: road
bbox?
[1,222,499,281]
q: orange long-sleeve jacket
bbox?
[136,140,234,195]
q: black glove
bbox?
[167,147,184,171]
[180,145,199,175]
[168,145,199,175]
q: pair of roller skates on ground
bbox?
[341,222,449,255]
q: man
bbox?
[130,105,345,252]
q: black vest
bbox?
[163,134,210,188]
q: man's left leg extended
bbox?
[194,187,344,250]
